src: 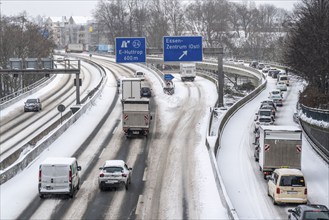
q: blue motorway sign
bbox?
[164,74,174,81]
[116,37,146,63]
[163,36,203,62]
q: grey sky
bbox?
[1,0,300,18]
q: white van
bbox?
[38,157,82,198]
[267,168,307,205]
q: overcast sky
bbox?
[1,0,300,18]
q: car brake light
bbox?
[39,170,41,182]
[122,173,127,177]
[304,188,307,195]
[100,173,104,177]
[276,188,280,194]
[69,170,72,182]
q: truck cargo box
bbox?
[259,125,302,179]
[122,99,151,137]
[180,63,196,82]
[121,78,141,100]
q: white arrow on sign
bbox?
[179,50,188,60]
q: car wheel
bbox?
[69,188,74,198]
[99,183,104,191]
[125,182,129,190]
[77,180,80,191]
[39,194,44,199]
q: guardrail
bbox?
[299,119,329,163]
[300,104,329,122]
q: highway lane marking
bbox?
[142,167,148,181]
[135,194,144,216]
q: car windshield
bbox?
[303,211,329,220]
[27,99,37,103]
[261,104,273,110]
[259,118,271,122]
[280,76,288,80]
[103,167,123,173]
[271,91,280,95]
[260,111,271,116]
[279,175,305,187]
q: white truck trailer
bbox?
[180,63,196,81]
[122,99,151,137]
[259,125,302,179]
[121,78,141,100]
[66,44,84,53]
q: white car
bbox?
[135,71,145,80]
[277,81,287,91]
[270,94,283,106]
[254,115,274,132]
[269,89,283,98]
[238,60,244,65]
[98,160,132,190]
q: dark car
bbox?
[249,61,259,68]
[140,87,151,98]
[270,70,280,78]
[288,204,329,220]
[24,98,42,112]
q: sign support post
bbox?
[203,48,224,107]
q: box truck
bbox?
[66,44,84,53]
[122,99,152,137]
[180,63,196,81]
[258,125,302,179]
[121,78,142,100]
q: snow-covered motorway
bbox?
[0,55,226,219]
[217,72,329,219]
[0,54,328,219]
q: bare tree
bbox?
[0,14,54,97]
[132,0,149,37]
[146,0,169,47]
[283,0,329,96]
[93,0,128,45]
[163,0,185,36]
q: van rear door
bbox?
[41,165,69,191]
[279,175,306,199]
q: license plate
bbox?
[132,131,139,134]
[287,191,297,194]
[46,186,52,190]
